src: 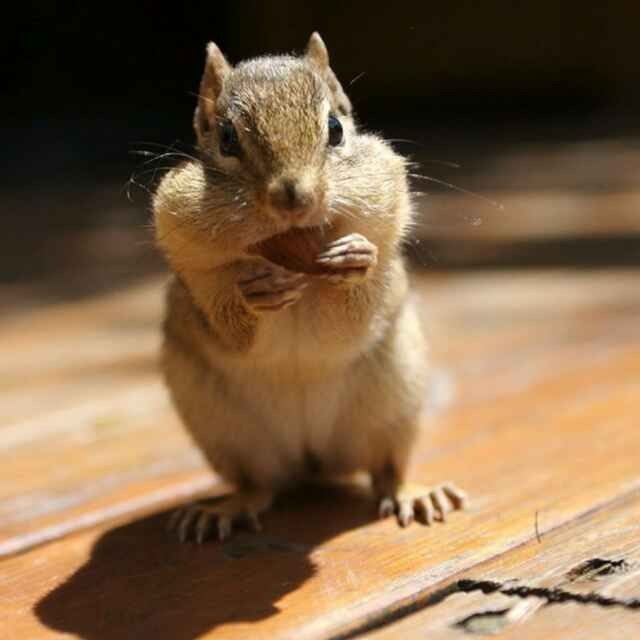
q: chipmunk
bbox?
[154,33,466,542]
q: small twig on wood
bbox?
[534,510,542,544]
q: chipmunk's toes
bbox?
[217,515,233,541]
[167,503,238,543]
[167,491,272,543]
[377,481,467,528]
[397,499,414,527]
[378,496,395,518]
[316,233,378,285]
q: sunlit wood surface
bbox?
[1,268,639,639]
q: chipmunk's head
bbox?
[194,33,355,240]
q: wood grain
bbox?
[0,269,639,638]
[362,493,640,639]
[412,140,640,241]
[0,279,217,556]
[417,191,640,240]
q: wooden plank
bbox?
[0,279,218,556]
[361,493,640,639]
[416,191,640,241]
[1,269,639,638]
[1,270,639,555]
[410,137,640,242]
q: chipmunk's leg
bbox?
[167,489,274,543]
[372,462,467,527]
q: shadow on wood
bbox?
[35,484,377,639]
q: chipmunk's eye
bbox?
[219,121,241,157]
[328,114,343,147]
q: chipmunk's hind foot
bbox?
[167,490,273,543]
[378,481,467,528]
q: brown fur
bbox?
[153,34,433,535]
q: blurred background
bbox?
[4,1,640,313]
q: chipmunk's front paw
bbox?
[316,233,378,285]
[378,482,468,528]
[238,261,308,312]
[167,490,273,543]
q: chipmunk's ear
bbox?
[305,32,352,116]
[306,32,330,70]
[195,42,231,142]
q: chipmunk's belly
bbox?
[223,362,356,480]
[214,307,384,483]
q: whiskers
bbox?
[125,140,229,203]
[409,171,503,210]
[126,140,256,258]
[125,140,198,202]
[406,157,501,206]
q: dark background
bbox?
[7,2,640,179]
[3,1,640,303]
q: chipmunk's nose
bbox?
[267,176,315,219]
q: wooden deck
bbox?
[1,267,640,639]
